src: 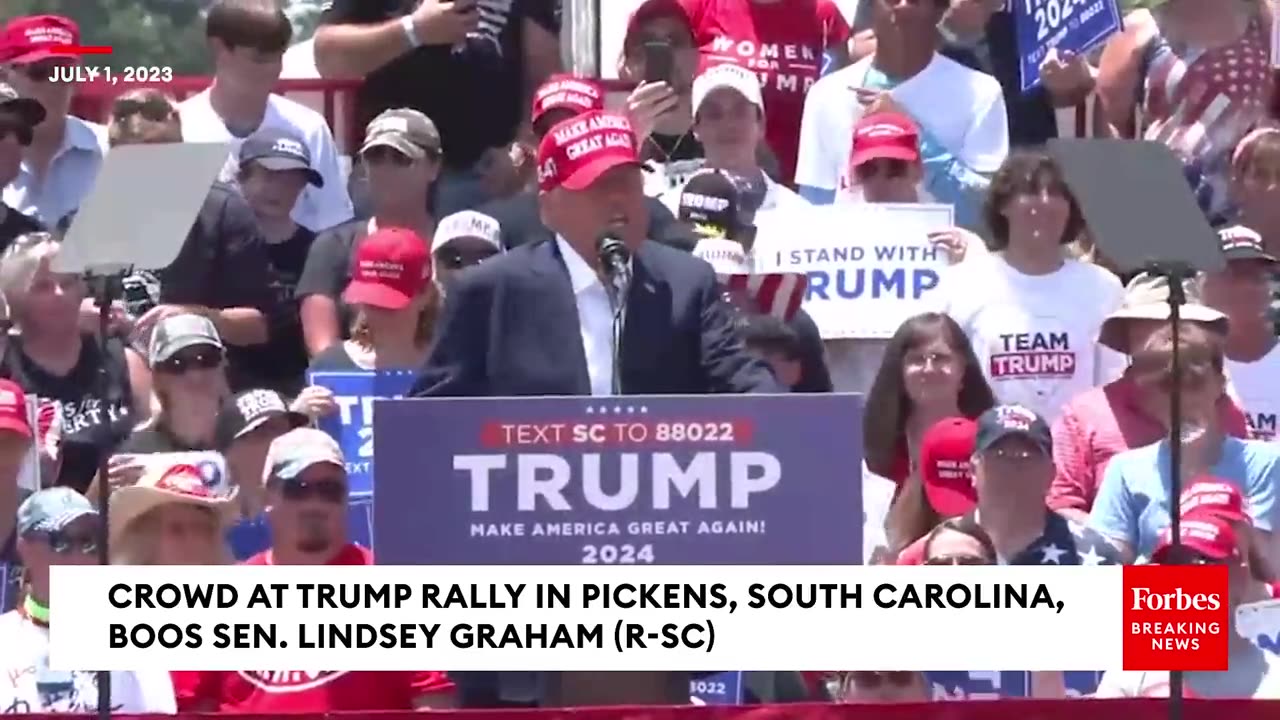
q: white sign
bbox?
[1236,598,1280,654]
[752,203,955,339]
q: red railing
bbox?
[71,78,364,153]
[6,700,1280,720]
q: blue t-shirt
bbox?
[1089,437,1280,559]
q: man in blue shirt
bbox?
[1089,323,1280,562]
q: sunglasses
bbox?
[439,246,499,269]
[924,555,988,566]
[156,347,223,375]
[38,530,98,555]
[112,96,174,123]
[278,476,347,504]
[362,146,416,166]
[854,158,911,181]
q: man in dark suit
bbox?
[411,109,780,398]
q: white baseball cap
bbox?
[431,210,502,254]
[692,64,764,117]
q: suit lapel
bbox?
[619,244,666,390]
[532,239,592,394]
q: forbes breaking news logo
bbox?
[1122,565,1229,671]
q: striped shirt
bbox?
[1048,375,1249,513]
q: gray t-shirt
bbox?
[1096,644,1280,698]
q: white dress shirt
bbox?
[557,236,616,396]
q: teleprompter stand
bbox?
[1048,139,1227,720]
[52,141,232,720]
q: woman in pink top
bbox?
[1047,273,1247,521]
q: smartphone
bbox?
[642,40,674,85]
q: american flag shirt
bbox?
[1141,13,1271,223]
[1009,511,1122,566]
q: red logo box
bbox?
[1122,565,1229,671]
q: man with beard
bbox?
[174,427,455,712]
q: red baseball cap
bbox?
[1152,514,1239,564]
[0,379,32,439]
[0,15,80,65]
[537,110,643,192]
[1180,476,1250,524]
[920,417,977,517]
[342,228,431,311]
[849,111,921,168]
[531,75,605,126]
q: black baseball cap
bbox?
[1218,225,1278,264]
[974,405,1052,456]
[215,389,308,451]
[0,81,44,127]
[678,169,742,240]
[238,128,324,187]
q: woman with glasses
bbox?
[430,210,503,297]
[115,314,229,458]
[0,487,177,713]
[308,228,437,373]
[0,232,151,492]
[863,313,995,559]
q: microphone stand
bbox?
[1146,260,1191,720]
[86,268,129,720]
[605,277,627,396]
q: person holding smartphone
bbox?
[314,0,563,216]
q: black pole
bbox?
[91,272,125,720]
[1148,261,1190,720]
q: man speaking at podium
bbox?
[410,110,779,707]
[410,109,780,398]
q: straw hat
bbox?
[109,458,239,542]
[1097,273,1227,354]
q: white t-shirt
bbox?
[1227,343,1280,442]
[794,53,1007,194]
[178,89,353,232]
[0,610,177,714]
[934,255,1126,422]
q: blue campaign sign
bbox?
[373,394,864,565]
[1013,0,1121,92]
[925,671,1104,698]
[691,672,744,705]
[307,370,416,497]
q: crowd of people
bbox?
[0,0,1279,712]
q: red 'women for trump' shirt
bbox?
[679,0,849,184]
[171,544,454,713]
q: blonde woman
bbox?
[117,313,230,457]
[0,232,151,492]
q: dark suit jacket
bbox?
[411,236,781,397]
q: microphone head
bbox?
[595,230,631,261]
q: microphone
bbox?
[595,231,632,304]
